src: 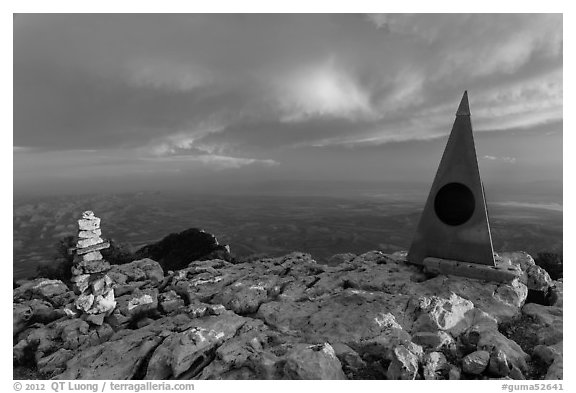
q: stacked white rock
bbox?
[71,211,116,320]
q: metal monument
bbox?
[407,92,519,282]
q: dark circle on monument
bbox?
[434,182,475,226]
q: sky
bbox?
[13,14,563,198]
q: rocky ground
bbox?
[13,250,563,380]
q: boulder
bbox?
[115,288,158,322]
[510,364,526,380]
[55,314,193,379]
[412,331,454,350]
[36,348,74,376]
[449,365,461,380]
[546,356,563,380]
[488,349,510,377]
[422,351,448,380]
[144,311,247,379]
[282,343,346,380]
[461,323,528,372]
[462,350,490,375]
[13,303,33,336]
[387,344,421,380]
[109,258,164,286]
[533,342,563,380]
[257,292,413,361]
[158,290,185,314]
[14,279,69,301]
[327,253,357,265]
[56,328,163,379]
[412,293,474,335]
[331,342,366,377]
[548,280,563,307]
[215,277,277,315]
[418,275,527,323]
[135,228,232,271]
[521,303,563,345]
[500,252,552,292]
[195,319,281,380]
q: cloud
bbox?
[126,60,213,92]
[13,14,562,180]
[273,60,375,122]
[144,154,279,170]
[483,155,517,164]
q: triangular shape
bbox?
[408,91,495,266]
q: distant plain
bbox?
[13,186,562,281]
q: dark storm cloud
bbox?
[13,13,562,188]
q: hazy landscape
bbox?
[13,185,562,281]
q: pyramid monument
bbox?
[408,91,497,270]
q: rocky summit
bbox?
[13,250,562,380]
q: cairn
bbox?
[70,211,116,322]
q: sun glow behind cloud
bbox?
[13,14,562,193]
[276,60,375,122]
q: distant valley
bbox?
[13,191,563,281]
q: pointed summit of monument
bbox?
[408,90,495,267]
[456,90,470,116]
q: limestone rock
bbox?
[387,344,421,380]
[327,253,357,265]
[78,229,102,239]
[77,237,104,249]
[90,275,114,297]
[533,342,563,380]
[283,343,346,380]
[216,278,277,314]
[30,278,68,299]
[412,331,454,350]
[75,258,111,274]
[412,293,474,335]
[256,292,413,361]
[13,303,33,336]
[134,228,232,271]
[461,323,528,372]
[88,290,116,315]
[57,328,163,379]
[78,217,100,231]
[85,313,106,326]
[12,249,559,380]
[195,318,281,380]
[462,350,490,375]
[533,342,562,366]
[522,303,563,345]
[71,274,91,293]
[422,351,448,380]
[500,251,552,292]
[115,288,158,320]
[109,258,164,286]
[449,365,461,380]
[158,290,185,314]
[548,279,563,307]
[82,211,95,219]
[418,275,527,323]
[509,364,525,380]
[82,251,104,262]
[37,348,74,376]
[75,293,95,312]
[75,241,110,255]
[331,342,366,377]
[545,348,563,380]
[144,311,247,379]
[488,349,510,377]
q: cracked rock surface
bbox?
[13,251,562,380]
